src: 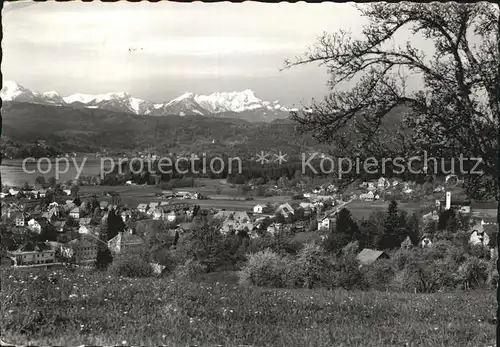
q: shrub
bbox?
[238,249,288,288]
[247,235,301,256]
[467,244,491,260]
[402,258,457,293]
[108,256,154,278]
[487,259,499,288]
[290,242,332,289]
[390,248,417,271]
[362,259,395,290]
[333,253,367,290]
[455,256,490,290]
[172,259,207,281]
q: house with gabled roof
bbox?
[253,204,269,214]
[67,238,98,263]
[52,220,67,233]
[108,230,145,256]
[13,212,25,227]
[99,201,109,210]
[233,211,250,222]
[69,207,80,219]
[276,203,295,218]
[356,248,389,267]
[27,218,42,234]
[137,203,148,214]
[79,217,92,226]
[316,213,334,231]
[8,242,55,266]
[121,210,132,223]
[220,219,254,235]
[213,210,234,221]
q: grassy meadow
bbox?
[79,180,294,211]
[1,268,496,347]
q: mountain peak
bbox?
[2,81,296,122]
[63,93,97,104]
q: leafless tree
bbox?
[283,1,499,336]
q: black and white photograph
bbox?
[1,1,499,346]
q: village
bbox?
[0,174,497,269]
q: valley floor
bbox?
[1,269,496,347]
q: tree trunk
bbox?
[496,6,500,346]
[497,188,499,345]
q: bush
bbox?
[487,259,499,288]
[108,257,154,278]
[289,243,332,289]
[456,256,490,290]
[362,259,395,290]
[391,248,417,271]
[238,249,288,288]
[333,253,367,290]
[402,258,457,293]
[172,259,207,281]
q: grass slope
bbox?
[1,268,495,347]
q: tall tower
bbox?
[445,191,451,210]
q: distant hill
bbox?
[1,101,323,157]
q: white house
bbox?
[377,177,389,189]
[78,225,90,234]
[27,218,42,233]
[152,208,164,220]
[317,215,334,231]
[166,211,177,222]
[253,204,267,214]
[69,207,80,219]
[359,191,374,201]
[433,186,445,193]
[299,202,315,210]
[403,187,414,194]
[126,180,132,185]
[63,189,72,196]
[469,223,490,247]
[121,210,132,223]
[420,235,432,248]
[9,188,19,196]
[137,203,148,214]
[276,203,295,218]
[13,213,25,227]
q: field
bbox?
[345,201,425,219]
[77,180,438,215]
[79,179,294,211]
[0,268,496,347]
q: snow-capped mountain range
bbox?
[1,81,299,122]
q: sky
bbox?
[2,1,419,105]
